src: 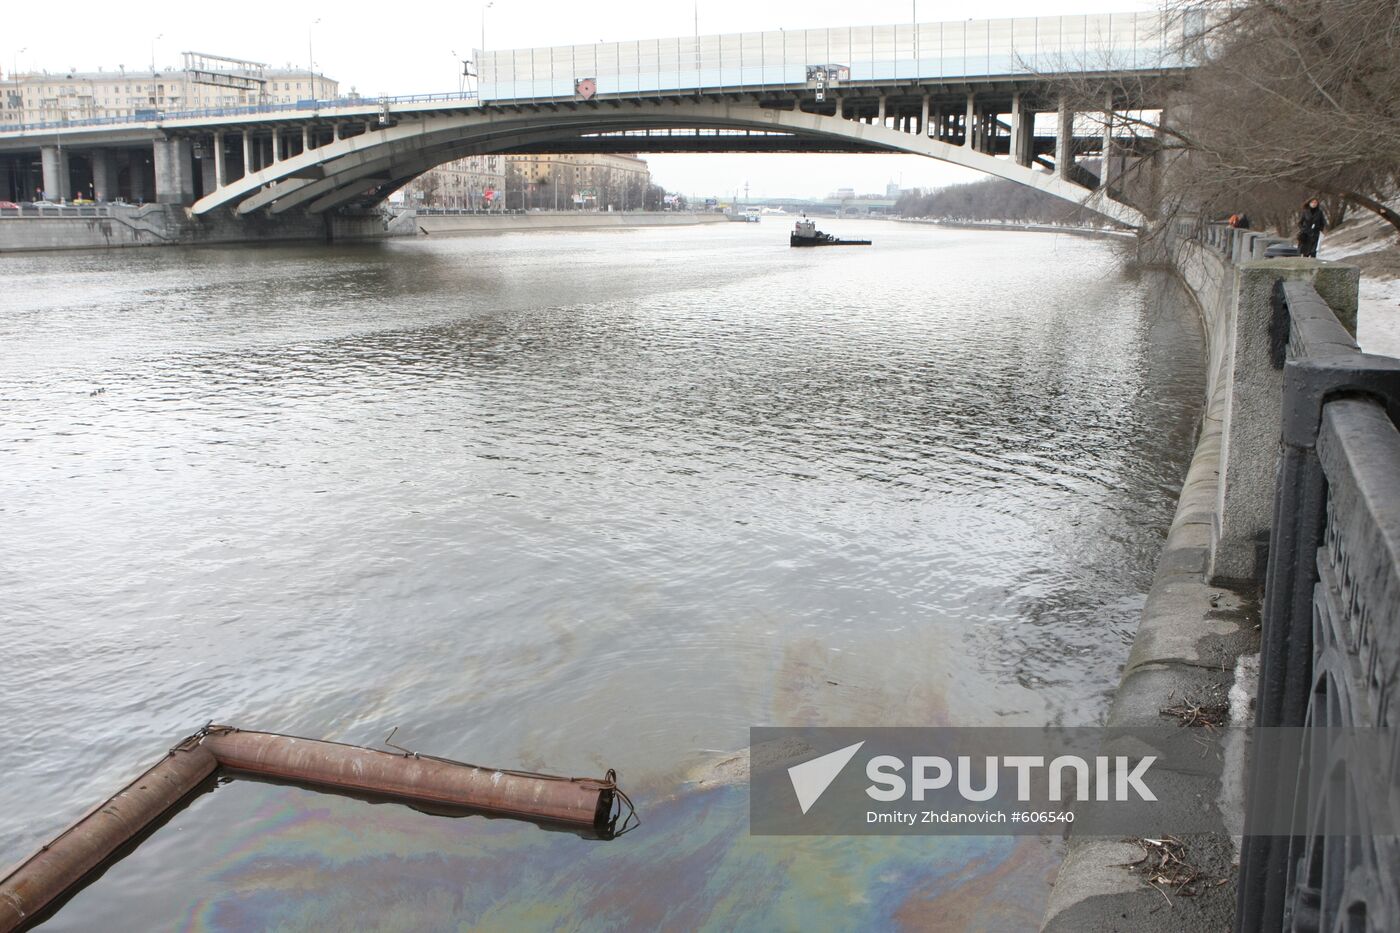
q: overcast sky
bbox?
[7,0,1159,199]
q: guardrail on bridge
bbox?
[0,91,479,136]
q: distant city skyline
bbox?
[6,0,1160,199]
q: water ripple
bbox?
[0,223,1203,930]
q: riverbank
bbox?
[0,206,728,253]
[895,217,1134,239]
[1042,234,1364,931]
[411,210,729,236]
[0,203,418,252]
[1042,237,1260,931]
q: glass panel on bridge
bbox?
[473,11,1193,104]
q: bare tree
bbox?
[1174,0,1399,229]
[895,177,1102,226]
[1043,0,1398,239]
[415,169,442,207]
[1131,1,1397,233]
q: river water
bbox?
[0,220,1204,931]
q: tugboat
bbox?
[790,217,871,247]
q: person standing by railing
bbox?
[1298,197,1327,258]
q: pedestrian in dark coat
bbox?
[1298,198,1327,257]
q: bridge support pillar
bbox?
[8,157,29,201]
[213,131,226,188]
[302,125,311,152]
[126,150,149,203]
[0,157,23,202]
[1010,93,1033,167]
[1010,92,1023,165]
[877,95,886,126]
[964,93,975,149]
[153,138,195,205]
[1101,92,1115,189]
[835,96,843,119]
[90,149,115,202]
[920,95,929,137]
[199,153,217,198]
[40,146,70,201]
[1055,96,1073,180]
[241,131,251,178]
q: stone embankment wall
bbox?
[1041,229,1360,932]
[0,207,723,252]
[0,205,418,252]
[895,218,1134,240]
[412,211,729,236]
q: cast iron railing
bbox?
[1236,279,1400,932]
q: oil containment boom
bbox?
[0,724,632,932]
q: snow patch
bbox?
[1358,275,1400,360]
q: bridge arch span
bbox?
[192,101,1143,228]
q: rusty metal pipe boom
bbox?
[0,725,628,933]
[199,726,616,832]
[0,742,217,932]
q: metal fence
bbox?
[0,203,115,218]
[413,207,525,216]
[0,90,478,136]
[1236,279,1400,932]
[478,11,1193,102]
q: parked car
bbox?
[0,200,20,209]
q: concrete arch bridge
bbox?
[0,11,1194,229]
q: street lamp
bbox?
[309,19,322,100]
[913,2,919,65]
[481,2,494,54]
[451,50,469,94]
[151,34,163,72]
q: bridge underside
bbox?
[503,127,1147,160]
[0,77,1171,228]
[174,92,1156,226]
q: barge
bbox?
[790,218,871,247]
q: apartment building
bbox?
[402,153,652,211]
[0,56,338,125]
